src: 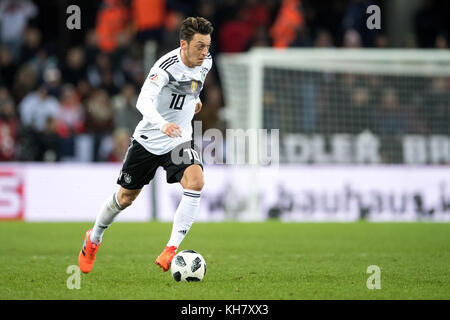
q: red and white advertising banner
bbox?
[0,163,152,221]
[156,165,450,222]
[0,164,449,222]
[0,166,24,220]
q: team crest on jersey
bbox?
[191,81,198,92]
[149,73,158,81]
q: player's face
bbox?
[181,33,211,67]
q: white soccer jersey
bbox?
[133,47,212,155]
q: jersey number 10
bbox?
[169,93,186,110]
[184,148,201,162]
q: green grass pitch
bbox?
[0,221,449,300]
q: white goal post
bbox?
[216,48,450,219]
[217,48,450,166]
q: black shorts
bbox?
[117,138,203,190]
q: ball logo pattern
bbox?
[170,250,206,282]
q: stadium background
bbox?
[0,0,449,222]
[1,0,450,302]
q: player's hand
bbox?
[161,122,182,138]
[194,101,202,114]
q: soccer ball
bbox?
[170,250,206,282]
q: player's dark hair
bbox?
[179,17,213,43]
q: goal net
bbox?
[217,49,450,165]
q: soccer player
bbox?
[78,17,213,273]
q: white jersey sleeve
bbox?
[135,67,170,130]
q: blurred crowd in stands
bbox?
[0,0,449,162]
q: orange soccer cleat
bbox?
[155,246,177,272]
[78,229,101,274]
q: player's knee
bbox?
[117,193,137,208]
[185,176,204,191]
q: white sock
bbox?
[167,189,201,248]
[90,193,123,244]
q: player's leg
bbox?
[79,138,158,273]
[168,164,204,247]
[90,187,142,244]
[78,187,142,274]
[156,164,204,271]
